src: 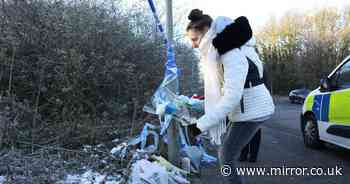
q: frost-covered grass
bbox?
[59,170,122,184]
[0,142,129,184]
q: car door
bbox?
[329,60,350,124]
[327,60,350,140]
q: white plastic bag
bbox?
[129,159,168,184]
[128,159,189,184]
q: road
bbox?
[192,97,350,184]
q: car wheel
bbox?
[302,115,324,149]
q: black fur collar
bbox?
[212,16,253,55]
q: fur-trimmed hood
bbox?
[212,16,253,55]
[197,16,257,80]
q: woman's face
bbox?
[187,29,205,48]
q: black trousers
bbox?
[239,128,262,162]
[218,121,263,184]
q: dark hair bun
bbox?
[188,9,203,22]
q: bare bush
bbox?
[0,0,197,150]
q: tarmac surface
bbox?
[191,97,350,184]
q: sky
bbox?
[121,0,350,43]
[190,0,349,29]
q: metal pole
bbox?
[166,0,173,43]
[165,0,179,166]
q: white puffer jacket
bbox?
[227,38,275,122]
[196,17,275,132]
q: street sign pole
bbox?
[165,0,179,167]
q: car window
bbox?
[337,61,350,89]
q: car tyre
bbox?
[302,114,324,149]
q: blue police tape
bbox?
[195,137,218,165]
[147,0,179,79]
[128,123,159,153]
[147,0,164,35]
[145,0,217,170]
[145,0,179,139]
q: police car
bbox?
[301,55,350,149]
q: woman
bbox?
[186,9,275,183]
